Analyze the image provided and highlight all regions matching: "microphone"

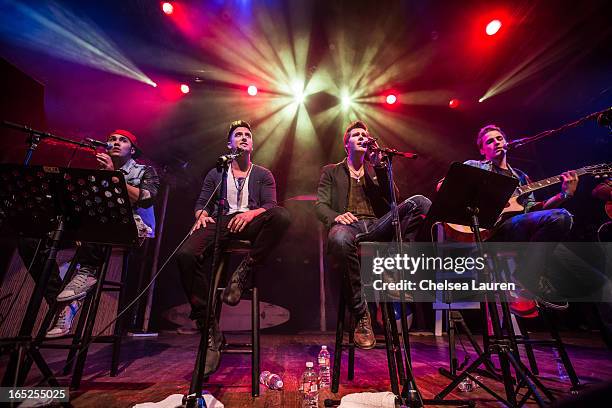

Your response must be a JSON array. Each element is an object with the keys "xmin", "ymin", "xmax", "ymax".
[
  {"xmin": 85, "ymin": 138, "xmax": 113, "ymax": 150},
  {"xmin": 217, "ymin": 147, "xmax": 244, "ymax": 167}
]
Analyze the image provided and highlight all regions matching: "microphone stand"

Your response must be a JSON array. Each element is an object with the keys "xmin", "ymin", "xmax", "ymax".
[
  {"xmin": 2, "ymin": 121, "xmax": 96, "ymax": 166},
  {"xmin": 507, "ymin": 107, "xmax": 611, "ymax": 150},
  {"xmin": 184, "ymin": 150, "xmax": 242, "ymax": 408},
  {"xmin": 366, "ymin": 145, "xmax": 469, "ymax": 407}
]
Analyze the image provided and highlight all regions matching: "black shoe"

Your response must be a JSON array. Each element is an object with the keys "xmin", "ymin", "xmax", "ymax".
[
  {"xmin": 196, "ymin": 319, "xmax": 224, "ymax": 377},
  {"xmin": 518, "ymin": 275, "xmax": 569, "ymax": 311},
  {"xmin": 222, "ymin": 257, "xmax": 253, "ymax": 306}
]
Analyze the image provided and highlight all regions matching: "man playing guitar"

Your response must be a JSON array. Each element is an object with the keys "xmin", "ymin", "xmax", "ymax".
[{"xmin": 446, "ymin": 124, "xmax": 579, "ymax": 309}]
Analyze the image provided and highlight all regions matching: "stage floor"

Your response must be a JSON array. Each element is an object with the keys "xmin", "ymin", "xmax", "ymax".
[{"xmin": 1, "ymin": 331, "xmax": 611, "ymax": 407}]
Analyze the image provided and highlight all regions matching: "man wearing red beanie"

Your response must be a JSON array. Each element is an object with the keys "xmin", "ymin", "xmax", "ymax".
[{"xmin": 17, "ymin": 129, "xmax": 160, "ymax": 338}]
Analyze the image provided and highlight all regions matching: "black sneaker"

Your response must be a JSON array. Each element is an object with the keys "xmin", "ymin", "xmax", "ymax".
[{"xmin": 533, "ymin": 276, "xmax": 569, "ymax": 311}]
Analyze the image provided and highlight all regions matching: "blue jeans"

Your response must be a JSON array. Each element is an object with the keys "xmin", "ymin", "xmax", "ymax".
[
  {"xmin": 327, "ymin": 195, "xmax": 431, "ymax": 316},
  {"xmin": 490, "ymin": 208, "xmax": 574, "ymax": 293}
]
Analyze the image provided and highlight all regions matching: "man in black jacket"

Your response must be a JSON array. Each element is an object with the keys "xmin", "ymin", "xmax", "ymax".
[
  {"xmin": 177, "ymin": 120, "xmax": 290, "ymax": 376},
  {"xmin": 315, "ymin": 120, "xmax": 431, "ymax": 349}
]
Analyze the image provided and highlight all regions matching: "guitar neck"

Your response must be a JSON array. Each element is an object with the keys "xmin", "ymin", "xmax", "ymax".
[{"xmin": 513, "ymin": 167, "xmax": 587, "ymax": 197}]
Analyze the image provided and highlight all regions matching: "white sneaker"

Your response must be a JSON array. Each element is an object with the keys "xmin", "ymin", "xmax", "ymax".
[
  {"xmin": 57, "ymin": 267, "xmax": 97, "ymax": 302},
  {"xmin": 46, "ymin": 300, "xmax": 80, "ymax": 338}
]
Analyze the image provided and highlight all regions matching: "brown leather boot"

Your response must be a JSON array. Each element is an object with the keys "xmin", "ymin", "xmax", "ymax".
[{"xmin": 353, "ymin": 309, "xmax": 376, "ymax": 350}]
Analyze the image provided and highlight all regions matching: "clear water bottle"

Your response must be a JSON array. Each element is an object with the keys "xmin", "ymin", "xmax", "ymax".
[
  {"xmin": 301, "ymin": 362, "xmax": 319, "ymax": 407},
  {"xmin": 552, "ymin": 347, "xmax": 569, "ymax": 381},
  {"xmin": 259, "ymin": 370, "xmax": 283, "ymax": 390},
  {"xmin": 457, "ymin": 377, "xmax": 475, "ymax": 392},
  {"xmin": 317, "ymin": 346, "xmax": 331, "ymax": 389}
]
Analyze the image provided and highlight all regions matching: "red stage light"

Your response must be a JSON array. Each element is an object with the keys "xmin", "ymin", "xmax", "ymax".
[
  {"xmin": 486, "ymin": 19, "xmax": 502, "ymax": 36},
  {"xmin": 180, "ymin": 84, "xmax": 190, "ymax": 94},
  {"xmin": 162, "ymin": 2, "xmax": 174, "ymax": 15},
  {"xmin": 247, "ymin": 85, "xmax": 258, "ymax": 96},
  {"xmin": 385, "ymin": 94, "xmax": 397, "ymax": 105},
  {"xmin": 449, "ymin": 98, "xmax": 460, "ymax": 109}
]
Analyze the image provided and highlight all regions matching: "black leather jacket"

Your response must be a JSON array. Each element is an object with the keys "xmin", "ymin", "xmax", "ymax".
[{"xmin": 314, "ymin": 158, "xmax": 392, "ymax": 227}]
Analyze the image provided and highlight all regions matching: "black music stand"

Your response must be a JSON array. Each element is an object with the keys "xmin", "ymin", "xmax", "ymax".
[
  {"xmin": 0, "ymin": 164, "xmax": 138, "ymax": 391},
  {"xmin": 428, "ymin": 162, "xmax": 555, "ymax": 407},
  {"xmin": 363, "ymin": 152, "xmax": 470, "ymax": 408}
]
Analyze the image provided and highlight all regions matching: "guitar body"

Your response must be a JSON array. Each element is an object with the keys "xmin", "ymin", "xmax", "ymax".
[
  {"xmin": 444, "ymin": 196, "xmax": 524, "ymax": 242},
  {"xmin": 443, "ymin": 223, "xmax": 493, "ymax": 242}
]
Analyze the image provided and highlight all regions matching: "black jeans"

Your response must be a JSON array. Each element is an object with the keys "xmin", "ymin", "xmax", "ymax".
[
  {"xmin": 17, "ymin": 238, "xmax": 106, "ymax": 305},
  {"xmin": 326, "ymin": 195, "xmax": 431, "ymax": 317},
  {"xmin": 176, "ymin": 206, "xmax": 291, "ymax": 322}
]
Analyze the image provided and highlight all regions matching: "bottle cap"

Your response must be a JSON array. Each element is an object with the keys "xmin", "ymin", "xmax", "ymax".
[
  {"xmin": 321, "ymin": 345, "xmax": 327, "ymax": 349},
  {"xmin": 306, "ymin": 362, "xmax": 314, "ymax": 368}
]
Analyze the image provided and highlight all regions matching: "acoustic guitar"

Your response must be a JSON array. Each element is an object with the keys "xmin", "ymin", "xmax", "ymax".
[{"xmin": 445, "ymin": 162, "xmax": 611, "ymax": 241}]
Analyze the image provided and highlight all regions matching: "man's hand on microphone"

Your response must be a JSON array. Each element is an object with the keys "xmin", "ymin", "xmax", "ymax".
[
  {"xmin": 96, "ymin": 153, "xmax": 114, "ymax": 171},
  {"xmin": 365, "ymin": 139, "xmax": 383, "ymax": 166}
]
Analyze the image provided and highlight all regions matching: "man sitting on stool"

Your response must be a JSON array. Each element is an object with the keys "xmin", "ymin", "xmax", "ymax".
[
  {"xmin": 315, "ymin": 120, "xmax": 431, "ymax": 350},
  {"xmin": 17, "ymin": 129, "xmax": 159, "ymax": 337},
  {"xmin": 176, "ymin": 120, "xmax": 290, "ymax": 377}
]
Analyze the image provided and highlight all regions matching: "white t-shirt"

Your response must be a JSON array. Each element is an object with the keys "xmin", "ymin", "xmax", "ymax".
[{"xmin": 227, "ymin": 165, "xmax": 252, "ymax": 214}]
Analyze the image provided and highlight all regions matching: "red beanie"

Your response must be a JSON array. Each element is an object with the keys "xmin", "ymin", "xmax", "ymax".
[{"xmin": 108, "ymin": 129, "xmax": 142, "ymax": 157}]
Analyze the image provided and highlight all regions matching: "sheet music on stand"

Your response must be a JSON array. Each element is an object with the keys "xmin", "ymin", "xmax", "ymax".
[
  {"xmin": 428, "ymin": 162, "xmax": 518, "ymax": 229},
  {"xmin": 0, "ymin": 164, "xmax": 139, "ymax": 390},
  {"xmin": 0, "ymin": 164, "xmax": 139, "ymax": 245}
]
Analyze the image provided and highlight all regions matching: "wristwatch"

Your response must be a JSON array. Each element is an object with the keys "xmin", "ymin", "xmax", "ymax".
[{"xmin": 559, "ymin": 191, "xmax": 573, "ymax": 200}]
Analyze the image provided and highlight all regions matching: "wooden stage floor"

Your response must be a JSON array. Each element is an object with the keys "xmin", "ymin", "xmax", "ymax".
[{"xmin": 2, "ymin": 331, "xmax": 611, "ymax": 407}]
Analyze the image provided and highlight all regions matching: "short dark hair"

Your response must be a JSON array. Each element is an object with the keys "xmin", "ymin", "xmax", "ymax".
[
  {"xmin": 227, "ymin": 120, "xmax": 252, "ymax": 141},
  {"xmin": 343, "ymin": 120, "xmax": 368, "ymax": 147},
  {"xmin": 476, "ymin": 124, "xmax": 507, "ymax": 150}
]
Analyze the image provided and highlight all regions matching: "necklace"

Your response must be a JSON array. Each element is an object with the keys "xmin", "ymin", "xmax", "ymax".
[
  {"xmin": 347, "ymin": 163, "xmax": 364, "ymax": 183},
  {"xmin": 231, "ymin": 164, "xmax": 252, "ymax": 207}
]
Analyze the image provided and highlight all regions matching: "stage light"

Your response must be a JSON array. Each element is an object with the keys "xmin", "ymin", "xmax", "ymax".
[
  {"xmin": 449, "ymin": 98, "xmax": 460, "ymax": 109},
  {"xmin": 292, "ymin": 80, "xmax": 305, "ymax": 104},
  {"xmin": 247, "ymin": 85, "xmax": 258, "ymax": 96},
  {"xmin": 341, "ymin": 96, "xmax": 352, "ymax": 110},
  {"xmin": 486, "ymin": 19, "xmax": 502, "ymax": 36},
  {"xmin": 162, "ymin": 2, "xmax": 174, "ymax": 15},
  {"xmin": 180, "ymin": 84, "xmax": 190, "ymax": 94},
  {"xmin": 151, "ymin": 82, "xmax": 158, "ymax": 88},
  {"xmin": 340, "ymin": 90, "xmax": 353, "ymax": 111},
  {"xmin": 478, "ymin": 96, "xmax": 485, "ymax": 103},
  {"xmin": 386, "ymin": 94, "xmax": 397, "ymax": 105}
]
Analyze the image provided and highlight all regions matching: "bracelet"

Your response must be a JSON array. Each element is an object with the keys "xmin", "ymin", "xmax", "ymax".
[{"xmin": 559, "ymin": 191, "xmax": 573, "ymax": 200}]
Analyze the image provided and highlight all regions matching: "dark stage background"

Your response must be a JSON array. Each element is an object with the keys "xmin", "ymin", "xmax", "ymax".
[{"xmin": 0, "ymin": 0, "xmax": 611, "ymax": 333}]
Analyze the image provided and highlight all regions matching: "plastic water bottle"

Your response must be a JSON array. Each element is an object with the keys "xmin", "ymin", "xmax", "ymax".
[
  {"xmin": 259, "ymin": 370, "xmax": 283, "ymax": 390},
  {"xmin": 552, "ymin": 347, "xmax": 569, "ymax": 381},
  {"xmin": 317, "ymin": 346, "xmax": 331, "ymax": 389},
  {"xmin": 457, "ymin": 377, "xmax": 475, "ymax": 392},
  {"xmin": 301, "ymin": 362, "xmax": 319, "ymax": 407}
]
